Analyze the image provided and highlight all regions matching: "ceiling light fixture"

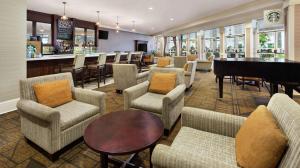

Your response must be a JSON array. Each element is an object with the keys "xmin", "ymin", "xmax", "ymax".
[
  {"xmin": 61, "ymin": 2, "xmax": 68, "ymax": 20},
  {"xmin": 170, "ymin": 18, "xmax": 174, "ymax": 21},
  {"xmin": 95, "ymin": 11, "xmax": 100, "ymax": 26},
  {"xmin": 148, "ymin": 7, "xmax": 153, "ymax": 10},
  {"xmin": 132, "ymin": 20, "xmax": 136, "ymax": 32},
  {"xmin": 116, "ymin": 16, "xmax": 120, "ymax": 33}
]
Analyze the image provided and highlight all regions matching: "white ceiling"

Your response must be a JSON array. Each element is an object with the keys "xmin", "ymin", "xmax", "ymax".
[{"xmin": 27, "ymin": 0, "xmax": 256, "ymax": 35}]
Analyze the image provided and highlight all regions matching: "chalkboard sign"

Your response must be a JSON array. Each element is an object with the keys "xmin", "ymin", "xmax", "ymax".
[{"xmin": 57, "ymin": 19, "xmax": 74, "ymax": 40}]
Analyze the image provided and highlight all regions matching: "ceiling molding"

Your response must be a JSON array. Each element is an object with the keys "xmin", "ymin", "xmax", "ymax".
[{"xmin": 153, "ymin": 0, "xmax": 283, "ymax": 36}]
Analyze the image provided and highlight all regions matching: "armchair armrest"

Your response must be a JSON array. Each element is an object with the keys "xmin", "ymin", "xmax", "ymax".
[
  {"xmin": 163, "ymin": 84, "xmax": 186, "ymax": 104},
  {"xmin": 136, "ymin": 71, "xmax": 149, "ymax": 80},
  {"xmin": 17, "ymin": 100, "xmax": 60, "ymax": 122},
  {"xmin": 152, "ymin": 144, "xmax": 237, "ymax": 168},
  {"xmin": 182, "ymin": 107, "xmax": 246, "ymax": 137},
  {"xmin": 124, "ymin": 81, "xmax": 149, "ymax": 110},
  {"xmin": 72, "ymin": 88, "xmax": 106, "ymax": 113}
]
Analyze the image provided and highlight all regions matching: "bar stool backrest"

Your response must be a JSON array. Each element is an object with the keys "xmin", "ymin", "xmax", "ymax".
[
  {"xmin": 73, "ymin": 55, "xmax": 85, "ymax": 69},
  {"xmin": 97, "ymin": 54, "xmax": 107, "ymax": 66},
  {"xmin": 115, "ymin": 53, "xmax": 121, "ymax": 64},
  {"xmin": 127, "ymin": 52, "xmax": 132, "ymax": 63},
  {"xmin": 139, "ymin": 51, "xmax": 144, "ymax": 62}
]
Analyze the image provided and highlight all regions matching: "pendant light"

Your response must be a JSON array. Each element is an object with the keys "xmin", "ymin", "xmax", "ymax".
[
  {"xmin": 61, "ymin": 2, "xmax": 68, "ymax": 20},
  {"xmin": 95, "ymin": 11, "xmax": 100, "ymax": 26},
  {"xmin": 131, "ymin": 20, "xmax": 136, "ymax": 32},
  {"xmin": 116, "ymin": 16, "xmax": 120, "ymax": 33}
]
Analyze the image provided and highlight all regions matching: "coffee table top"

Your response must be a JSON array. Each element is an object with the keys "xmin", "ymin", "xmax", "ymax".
[{"xmin": 84, "ymin": 109, "xmax": 164, "ymax": 155}]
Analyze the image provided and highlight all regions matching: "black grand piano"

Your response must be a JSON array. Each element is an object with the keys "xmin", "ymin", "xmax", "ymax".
[{"xmin": 214, "ymin": 58, "xmax": 300, "ymax": 98}]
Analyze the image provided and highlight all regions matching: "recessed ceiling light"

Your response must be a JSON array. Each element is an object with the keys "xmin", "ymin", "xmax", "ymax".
[
  {"xmin": 170, "ymin": 18, "xmax": 174, "ymax": 21},
  {"xmin": 148, "ymin": 7, "xmax": 153, "ymax": 10}
]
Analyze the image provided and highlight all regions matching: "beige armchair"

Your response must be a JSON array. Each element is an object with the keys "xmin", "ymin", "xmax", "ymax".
[
  {"xmin": 196, "ymin": 60, "xmax": 212, "ymax": 71},
  {"xmin": 185, "ymin": 61, "xmax": 197, "ymax": 89},
  {"xmin": 152, "ymin": 93, "xmax": 300, "ymax": 168},
  {"xmin": 174, "ymin": 56, "xmax": 187, "ymax": 68},
  {"xmin": 112, "ymin": 64, "xmax": 149, "ymax": 93},
  {"xmin": 124, "ymin": 67, "xmax": 186, "ymax": 135},
  {"xmin": 17, "ymin": 73, "xmax": 106, "ymax": 160}
]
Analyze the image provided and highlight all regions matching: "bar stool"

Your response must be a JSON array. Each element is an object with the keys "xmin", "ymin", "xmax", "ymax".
[
  {"xmin": 88, "ymin": 54, "xmax": 107, "ymax": 88},
  {"xmin": 60, "ymin": 55, "xmax": 86, "ymax": 88},
  {"xmin": 127, "ymin": 52, "xmax": 133, "ymax": 64}
]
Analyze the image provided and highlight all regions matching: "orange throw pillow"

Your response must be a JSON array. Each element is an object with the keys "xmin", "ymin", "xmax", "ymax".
[
  {"xmin": 33, "ymin": 80, "xmax": 73, "ymax": 107},
  {"xmin": 187, "ymin": 55, "xmax": 197, "ymax": 61},
  {"xmin": 157, "ymin": 57, "xmax": 170, "ymax": 67},
  {"xmin": 236, "ymin": 105, "xmax": 288, "ymax": 168},
  {"xmin": 149, "ymin": 73, "xmax": 177, "ymax": 94},
  {"xmin": 183, "ymin": 63, "xmax": 189, "ymax": 71}
]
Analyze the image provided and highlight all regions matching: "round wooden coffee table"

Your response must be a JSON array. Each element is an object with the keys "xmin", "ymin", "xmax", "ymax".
[{"xmin": 84, "ymin": 109, "xmax": 164, "ymax": 168}]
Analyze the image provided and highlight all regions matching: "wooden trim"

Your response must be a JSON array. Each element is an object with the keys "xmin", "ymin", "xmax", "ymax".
[{"xmin": 27, "ymin": 10, "xmax": 52, "ymax": 23}]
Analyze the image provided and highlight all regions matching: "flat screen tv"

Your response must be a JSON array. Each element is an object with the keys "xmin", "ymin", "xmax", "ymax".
[{"xmin": 98, "ymin": 30, "xmax": 109, "ymax": 39}]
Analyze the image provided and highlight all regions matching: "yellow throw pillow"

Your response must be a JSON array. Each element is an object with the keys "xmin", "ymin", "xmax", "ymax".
[
  {"xmin": 33, "ymin": 80, "xmax": 73, "ymax": 107},
  {"xmin": 157, "ymin": 57, "xmax": 171, "ymax": 67},
  {"xmin": 236, "ymin": 105, "xmax": 288, "ymax": 168},
  {"xmin": 187, "ymin": 55, "xmax": 197, "ymax": 61},
  {"xmin": 149, "ymin": 73, "xmax": 177, "ymax": 95},
  {"xmin": 183, "ymin": 63, "xmax": 189, "ymax": 71}
]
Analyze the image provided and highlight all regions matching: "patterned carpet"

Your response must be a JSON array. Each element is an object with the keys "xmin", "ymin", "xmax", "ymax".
[{"xmin": 1, "ymin": 71, "xmax": 299, "ymax": 168}]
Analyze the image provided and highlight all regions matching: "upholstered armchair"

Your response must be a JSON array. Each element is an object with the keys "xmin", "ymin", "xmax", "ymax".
[
  {"xmin": 184, "ymin": 61, "xmax": 197, "ymax": 89},
  {"xmin": 112, "ymin": 64, "xmax": 149, "ymax": 93},
  {"xmin": 174, "ymin": 56, "xmax": 187, "ymax": 68},
  {"xmin": 124, "ymin": 67, "xmax": 186, "ymax": 135},
  {"xmin": 152, "ymin": 93, "xmax": 300, "ymax": 168},
  {"xmin": 17, "ymin": 73, "xmax": 106, "ymax": 160}
]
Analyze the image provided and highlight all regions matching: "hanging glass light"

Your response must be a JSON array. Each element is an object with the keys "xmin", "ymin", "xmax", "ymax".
[
  {"xmin": 96, "ymin": 11, "xmax": 100, "ymax": 26},
  {"xmin": 132, "ymin": 20, "xmax": 136, "ymax": 32},
  {"xmin": 61, "ymin": 2, "xmax": 68, "ymax": 20},
  {"xmin": 116, "ymin": 16, "xmax": 120, "ymax": 33}
]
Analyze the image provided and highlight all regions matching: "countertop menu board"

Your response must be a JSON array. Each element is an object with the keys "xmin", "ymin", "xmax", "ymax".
[{"xmin": 57, "ymin": 19, "xmax": 74, "ymax": 40}]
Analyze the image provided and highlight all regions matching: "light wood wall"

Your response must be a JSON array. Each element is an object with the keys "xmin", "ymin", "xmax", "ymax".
[{"xmin": 295, "ymin": 5, "xmax": 300, "ymax": 60}]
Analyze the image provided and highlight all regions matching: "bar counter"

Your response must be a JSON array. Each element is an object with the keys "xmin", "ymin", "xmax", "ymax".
[{"xmin": 26, "ymin": 52, "xmax": 130, "ymax": 77}]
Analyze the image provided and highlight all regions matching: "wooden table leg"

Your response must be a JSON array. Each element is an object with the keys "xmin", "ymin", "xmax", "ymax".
[
  {"xmin": 100, "ymin": 153, "xmax": 108, "ymax": 168},
  {"xmin": 150, "ymin": 144, "xmax": 155, "ymax": 168},
  {"xmin": 218, "ymin": 76, "xmax": 224, "ymax": 98}
]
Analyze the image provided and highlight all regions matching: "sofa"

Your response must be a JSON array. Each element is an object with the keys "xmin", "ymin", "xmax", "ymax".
[
  {"xmin": 112, "ymin": 64, "xmax": 149, "ymax": 93},
  {"xmin": 152, "ymin": 93, "xmax": 300, "ymax": 168},
  {"xmin": 17, "ymin": 73, "xmax": 106, "ymax": 160},
  {"xmin": 124, "ymin": 67, "xmax": 186, "ymax": 135}
]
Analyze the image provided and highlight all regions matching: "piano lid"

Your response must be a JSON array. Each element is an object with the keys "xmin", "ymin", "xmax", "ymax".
[{"xmin": 214, "ymin": 58, "xmax": 300, "ymax": 64}]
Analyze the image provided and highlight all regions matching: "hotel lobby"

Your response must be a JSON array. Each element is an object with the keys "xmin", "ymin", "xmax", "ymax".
[{"xmin": 1, "ymin": 0, "xmax": 300, "ymax": 167}]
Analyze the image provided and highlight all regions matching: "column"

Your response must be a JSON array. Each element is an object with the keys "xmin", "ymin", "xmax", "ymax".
[
  {"xmin": 197, "ymin": 31, "xmax": 203, "ymax": 59},
  {"xmin": 219, "ymin": 27, "xmax": 225, "ymax": 58},
  {"xmin": 245, "ymin": 22, "xmax": 255, "ymax": 57},
  {"xmin": 285, "ymin": 0, "xmax": 300, "ymax": 61}
]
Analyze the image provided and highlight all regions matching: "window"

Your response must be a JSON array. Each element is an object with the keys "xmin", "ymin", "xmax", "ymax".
[
  {"xmin": 189, "ymin": 32, "xmax": 197, "ymax": 54},
  {"xmin": 36, "ymin": 22, "xmax": 52, "ymax": 45},
  {"xmin": 86, "ymin": 29, "xmax": 95, "ymax": 46},
  {"xmin": 256, "ymin": 19, "xmax": 285, "ymax": 58},
  {"xmin": 27, "ymin": 21, "xmax": 33, "ymax": 40},
  {"xmin": 203, "ymin": 29, "xmax": 220, "ymax": 58},
  {"xmin": 75, "ymin": 28, "xmax": 85, "ymax": 46},
  {"xmin": 167, "ymin": 37, "xmax": 176, "ymax": 56},
  {"xmin": 225, "ymin": 24, "xmax": 245, "ymax": 58}
]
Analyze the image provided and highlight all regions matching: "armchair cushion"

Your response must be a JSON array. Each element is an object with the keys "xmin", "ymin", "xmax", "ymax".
[
  {"xmin": 149, "ymin": 73, "xmax": 177, "ymax": 95},
  {"xmin": 183, "ymin": 63, "xmax": 189, "ymax": 71},
  {"xmin": 157, "ymin": 57, "xmax": 171, "ymax": 67},
  {"xmin": 33, "ymin": 80, "xmax": 73, "ymax": 107},
  {"xmin": 55, "ymin": 100, "xmax": 99, "ymax": 130},
  {"xmin": 236, "ymin": 105, "xmax": 288, "ymax": 168},
  {"xmin": 171, "ymin": 127, "xmax": 237, "ymax": 166},
  {"xmin": 131, "ymin": 92, "xmax": 164, "ymax": 114}
]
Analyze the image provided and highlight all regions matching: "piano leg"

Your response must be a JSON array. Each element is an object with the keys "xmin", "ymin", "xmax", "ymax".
[
  {"xmin": 284, "ymin": 85, "xmax": 293, "ymax": 98},
  {"xmin": 218, "ymin": 76, "xmax": 224, "ymax": 98},
  {"xmin": 270, "ymin": 83, "xmax": 278, "ymax": 96}
]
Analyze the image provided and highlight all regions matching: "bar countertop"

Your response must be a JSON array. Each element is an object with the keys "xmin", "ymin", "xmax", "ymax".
[{"xmin": 26, "ymin": 52, "xmax": 133, "ymax": 61}]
